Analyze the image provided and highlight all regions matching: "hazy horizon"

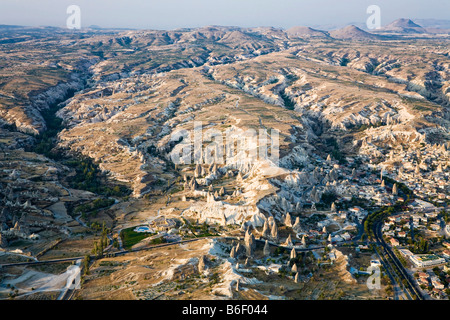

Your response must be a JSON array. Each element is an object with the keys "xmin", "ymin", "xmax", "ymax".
[{"xmin": 0, "ymin": 0, "xmax": 449, "ymax": 31}]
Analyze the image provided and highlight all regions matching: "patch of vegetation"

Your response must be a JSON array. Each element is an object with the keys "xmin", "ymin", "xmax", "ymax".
[
  {"xmin": 325, "ymin": 137, "xmax": 346, "ymax": 164},
  {"xmin": 182, "ymin": 219, "xmax": 219, "ymax": 237},
  {"xmin": 345, "ymin": 196, "xmax": 369, "ymax": 210},
  {"xmin": 383, "ymin": 176, "xmax": 413, "ymax": 199},
  {"xmin": 393, "ymin": 247, "xmax": 408, "ymax": 267},
  {"xmin": 120, "ymin": 227, "xmax": 156, "ymax": 250},
  {"xmin": 74, "ymin": 198, "xmax": 116, "ymax": 218},
  {"xmin": 65, "ymin": 158, "xmax": 131, "ymax": 197},
  {"xmin": 408, "ymin": 237, "xmax": 430, "ymax": 254},
  {"xmin": 340, "ymin": 58, "xmax": 350, "ymax": 66},
  {"xmin": 279, "ymin": 89, "xmax": 296, "ymax": 110},
  {"xmin": 208, "ymin": 272, "xmax": 220, "ymax": 287},
  {"xmin": 149, "ymin": 237, "xmax": 166, "ymax": 245},
  {"xmin": 274, "ymin": 247, "xmax": 287, "ymax": 256},
  {"xmin": 364, "ymin": 202, "xmax": 407, "ymax": 239},
  {"xmin": 350, "ymin": 121, "xmax": 383, "ymax": 132},
  {"xmin": 321, "ymin": 192, "xmax": 337, "ymax": 206},
  {"xmin": 99, "ymin": 261, "xmax": 122, "ymax": 267},
  {"xmin": 91, "ymin": 223, "xmax": 111, "ymax": 257},
  {"xmin": 30, "ymin": 91, "xmax": 75, "ymax": 160}
]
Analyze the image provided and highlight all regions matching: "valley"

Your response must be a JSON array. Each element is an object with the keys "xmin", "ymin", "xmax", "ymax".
[{"xmin": 0, "ymin": 21, "xmax": 449, "ymax": 300}]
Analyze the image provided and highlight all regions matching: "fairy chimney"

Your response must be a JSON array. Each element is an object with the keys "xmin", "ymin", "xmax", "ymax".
[
  {"xmin": 285, "ymin": 212, "xmax": 292, "ymax": 227},
  {"xmin": 292, "ymin": 217, "xmax": 301, "ymax": 232},
  {"xmin": 392, "ymin": 183, "xmax": 398, "ymax": 196},
  {"xmin": 230, "ymin": 246, "xmax": 236, "ymax": 259},
  {"xmin": 263, "ymin": 240, "xmax": 270, "ymax": 256},
  {"xmin": 262, "ymin": 220, "xmax": 270, "ymax": 238},
  {"xmin": 285, "ymin": 234, "xmax": 293, "ymax": 247},
  {"xmin": 290, "ymin": 247, "xmax": 297, "ymax": 259},
  {"xmin": 244, "ymin": 229, "xmax": 256, "ymax": 257},
  {"xmin": 271, "ymin": 221, "xmax": 279, "ymax": 241},
  {"xmin": 194, "ymin": 164, "xmax": 201, "ymax": 178}
]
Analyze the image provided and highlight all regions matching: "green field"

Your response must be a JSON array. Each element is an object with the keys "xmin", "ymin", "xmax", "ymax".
[{"xmin": 120, "ymin": 227, "xmax": 156, "ymax": 250}]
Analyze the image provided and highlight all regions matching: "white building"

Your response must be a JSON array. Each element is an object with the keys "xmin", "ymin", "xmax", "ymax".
[{"xmin": 409, "ymin": 254, "xmax": 446, "ymax": 268}]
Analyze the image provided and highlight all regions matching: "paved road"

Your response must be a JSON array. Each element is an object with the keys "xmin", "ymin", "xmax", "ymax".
[
  {"xmin": 0, "ymin": 256, "xmax": 83, "ymax": 268},
  {"xmin": 0, "ymin": 238, "xmax": 206, "ymax": 268},
  {"xmin": 373, "ymin": 220, "xmax": 424, "ymax": 300},
  {"xmin": 372, "ymin": 235, "xmax": 406, "ymax": 300},
  {"xmin": 0, "ymin": 233, "xmax": 333, "ymax": 269}
]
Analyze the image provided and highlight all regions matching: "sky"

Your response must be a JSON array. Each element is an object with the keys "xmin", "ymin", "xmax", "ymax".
[{"xmin": 0, "ymin": 0, "xmax": 449, "ymax": 30}]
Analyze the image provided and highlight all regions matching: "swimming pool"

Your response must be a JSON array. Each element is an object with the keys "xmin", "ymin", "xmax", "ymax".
[{"xmin": 134, "ymin": 226, "xmax": 152, "ymax": 233}]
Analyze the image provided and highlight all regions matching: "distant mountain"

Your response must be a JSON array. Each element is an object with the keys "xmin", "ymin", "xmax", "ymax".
[
  {"xmin": 412, "ymin": 19, "xmax": 450, "ymax": 35},
  {"xmin": 0, "ymin": 24, "xmax": 23, "ymax": 29},
  {"xmin": 285, "ymin": 26, "xmax": 330, "ymax": 39},
  {"xmin": 329, "ymin": 25, "xmax": 380, "ymax": 40},
  {"xmin": 309, "ymin": 22, "xmax": 367, "ymax": 32},
  {"xmin": 247, "ymin": 26, "xmax": 286, "ymax": 38},
  {"xmin": 413, "ymin": 19, "xmax": 450, "ymax": 29},
  {"xmin": 380, "ymin": 18, "xmax": 426, "ymax": 34}
]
